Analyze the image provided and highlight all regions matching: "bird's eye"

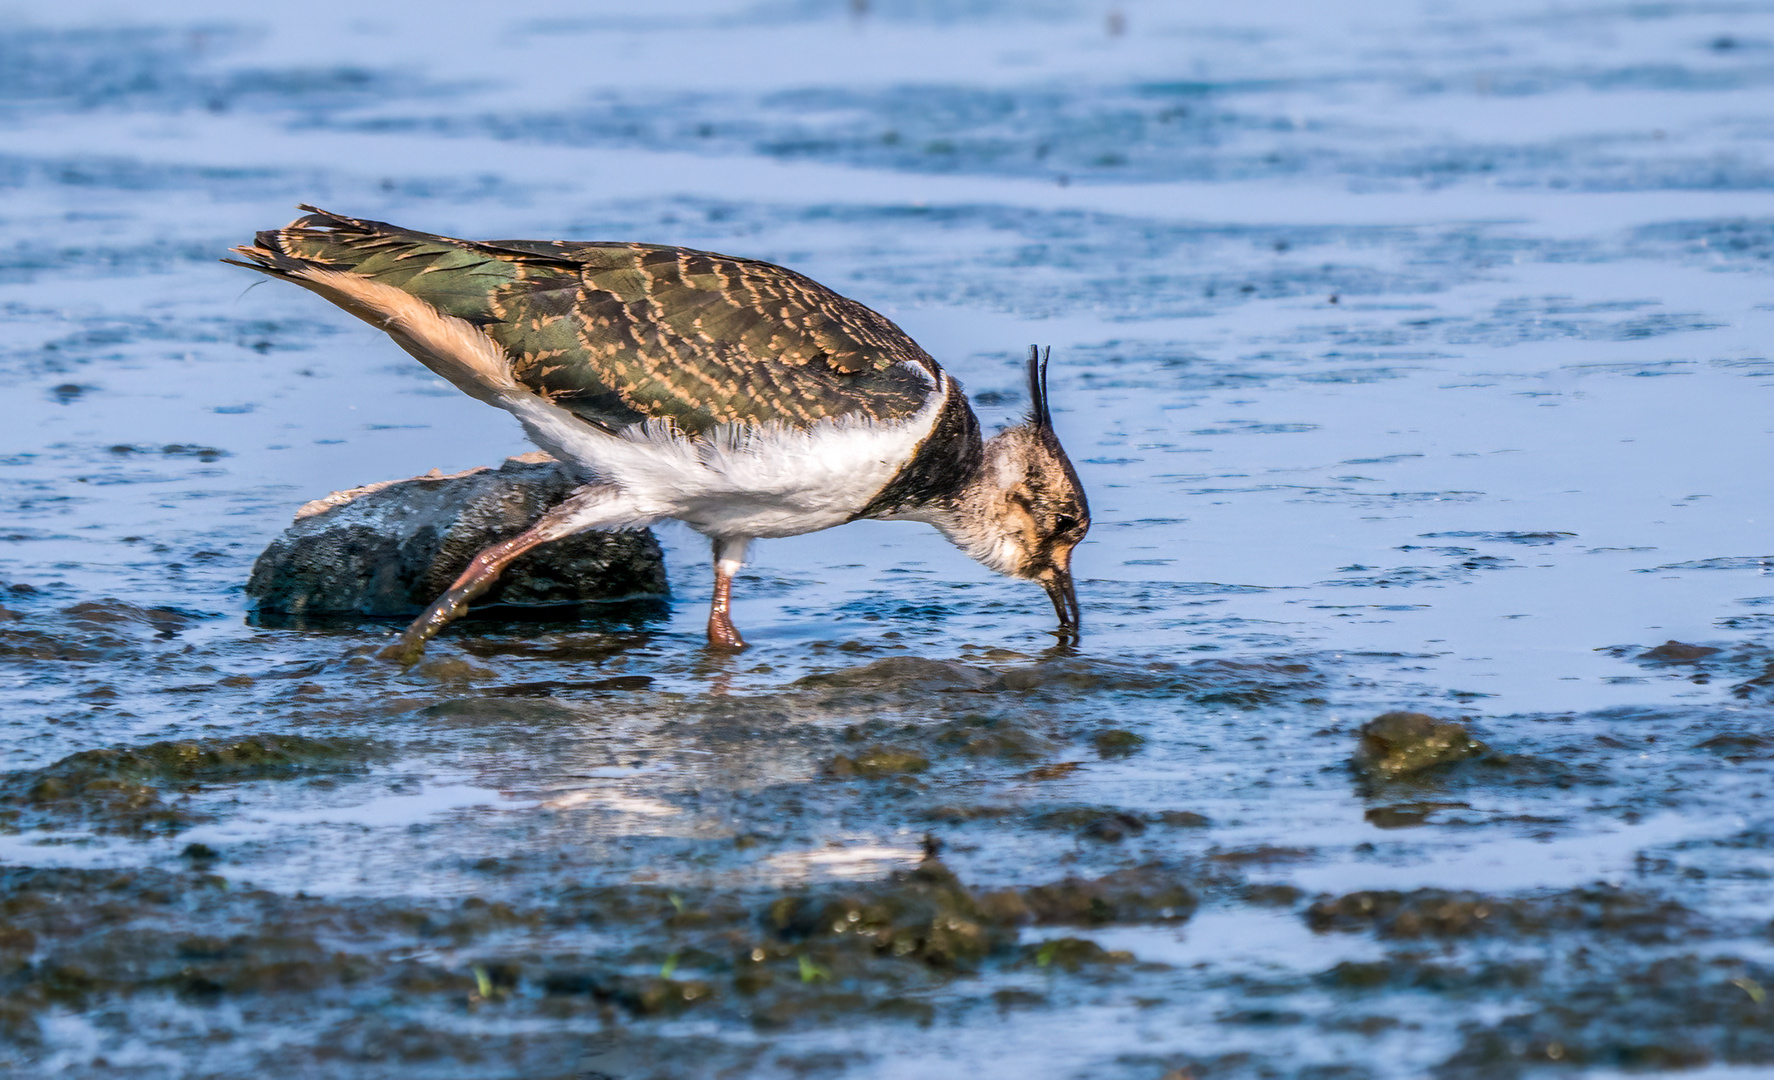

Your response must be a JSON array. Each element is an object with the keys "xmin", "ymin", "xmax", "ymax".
[{"xmin": 1054, "ymin": 515, "xmax": 1079, "ymax": 534}]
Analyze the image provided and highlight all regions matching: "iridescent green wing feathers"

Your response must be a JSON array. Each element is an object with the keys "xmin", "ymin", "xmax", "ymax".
[{"xmin": 227, "ymin": 208, "xmax": 936, "ymax": 435}]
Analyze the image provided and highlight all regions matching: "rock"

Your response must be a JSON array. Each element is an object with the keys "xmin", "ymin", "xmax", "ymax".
[
  {"xmin": 1080, "ymin": 813, "xmax": 1147, "ymax": 843},
  {"xmin": 2, "ymin": 733, "xmax": 376, "ymax": 835},
  {"xmin": 827, "ymin": 746, "xmax": 931, "ymax": 778},
  {"xmin": 1022, "ymin": 937, "xmax": 1134, "ymax": 971},
  {"xmin": 1352, "ymin": 711, "xmax": 1489, "ymax": 781},
  {"xmin": 763, "ymin": 857, "xmax": 1009, "ymax": 969},
  {"xmin": 246, "ymin": 454, "xmax": 668, "ymax": 617},
  {"xmin": 999, "ymin": 865, "xmax": 1199, "ymax": 926},
  {"xmin": 1092, "ymin": 729, "xmax": 1145, "ymax": 758},
  {"xmin": 1638, "ymin": 640, "xmax": 1720, "ymax": 663}
]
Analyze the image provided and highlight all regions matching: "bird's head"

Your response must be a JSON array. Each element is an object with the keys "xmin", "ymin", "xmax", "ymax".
[{"xmin": 961, "ymin": 346, "xmax": 1090, "ymax": 639}]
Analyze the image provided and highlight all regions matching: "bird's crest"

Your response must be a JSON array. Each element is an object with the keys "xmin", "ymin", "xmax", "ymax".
[
  {"xmin": 989, "ymin": 343, "xmax": 1087, "ymax": 638},
  {"xmin": 1027, "ymin": 344, "xmax": 1054, "ymax": 432}
]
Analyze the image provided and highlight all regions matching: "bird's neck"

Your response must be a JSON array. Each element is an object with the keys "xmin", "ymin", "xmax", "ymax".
[
  {"xmin": 916, "ymin": 433, "xmax": 1027, "ymax": 575},
  {"xmin": 854, "ymin": 381, "xmax": 983, "ymax": 519}
]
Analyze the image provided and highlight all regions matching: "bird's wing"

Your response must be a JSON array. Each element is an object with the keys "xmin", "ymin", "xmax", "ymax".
[{"xmin": 226, "ymin": 207, "xmax": 937, "ymax": 435}]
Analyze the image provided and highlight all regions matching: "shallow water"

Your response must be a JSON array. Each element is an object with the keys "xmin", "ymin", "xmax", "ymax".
[{"xmin": 3, "ymin": 1, "xmax": 1774, "ymax": 1077}]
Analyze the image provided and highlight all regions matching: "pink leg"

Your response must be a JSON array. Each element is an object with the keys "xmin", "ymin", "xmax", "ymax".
[
  {"xmin": 706, "ymin": 537, "xmax": 750, "ymax": 651},
  {"xmin": 380, "ymin": 484, "xmax": 626, "ymax": 666}
]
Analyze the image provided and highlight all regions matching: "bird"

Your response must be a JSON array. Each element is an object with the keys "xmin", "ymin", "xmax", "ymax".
[{"xmin": 226, "ymin": 207, "xmax": 1089, "ymax": 659}]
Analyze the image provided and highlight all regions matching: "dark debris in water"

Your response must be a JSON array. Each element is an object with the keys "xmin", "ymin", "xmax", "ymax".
[{"xmin": 1417, "ymin": 530, "xmax": 1576, "ymax": 546}]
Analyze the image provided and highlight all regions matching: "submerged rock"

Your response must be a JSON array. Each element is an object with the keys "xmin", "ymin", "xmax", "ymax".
[
  {"xmin": 1092, "ymin": 729, "xmax": 1146, "ymax": 758},
  {"xmin": 765, "ymin": 857, "xmax": 1008, "ymax": 970},
  {"xmin": 1022, "ymin": 937, "xmax": 1135, "ymax": 971},
  {"xmin": 1306, "ymin": 885, "xmax": 1694, "ymax": 942},
  {"xmin": 245, "ymin": 454, "xmax": 668, "ymax": 618},
  {"xmin": 827, "ymin": 745, "xmax": 931, "ymax": 777},
  {"xmin": 1639, "ymin": 640, "xmax": 1722, "ymax": 663},
  {"xmin": 796, "ymin": 656, "xmax": 998, "ymax": 691},
  {"xmin": 990, "ymin": 864, "xmax": 1200, "ymax": 926},
  {"xmin": 1352, "ymin": 711, "xmax": 1489, "ymax": 781},
  {"xmin": 1, "ymin": 734, "xmax": 376, "ymax": 835}
]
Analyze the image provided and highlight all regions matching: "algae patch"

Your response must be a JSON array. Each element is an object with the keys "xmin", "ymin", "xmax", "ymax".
[
  {"xmin": 1351, "ymin": 711, "xmax": 1490, "ymax": 782},
  {"xmin": 0, "ymin": 733, "xmax": 379, "ymax": 834}
]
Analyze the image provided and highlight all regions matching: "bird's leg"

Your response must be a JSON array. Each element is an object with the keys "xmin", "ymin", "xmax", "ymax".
[
  {"xmin": 380, "ymin": 484, "xmax": 627, "ymax": 667},
  {"xmin": 707, "ymin": 537, "xmax": 750, "ymax": 651}
]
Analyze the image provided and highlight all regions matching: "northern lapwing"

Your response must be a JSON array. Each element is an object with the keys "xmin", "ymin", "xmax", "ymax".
[{"xmin": 227, "ymin": 207, "xmax": 1089, "ymax": 657}]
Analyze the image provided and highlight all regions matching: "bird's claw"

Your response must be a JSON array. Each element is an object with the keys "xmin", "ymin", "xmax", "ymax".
[
  {"xmin": 706, "ymin": 613, "xmax": 748, "ymax": 652},
  {"xmin": 377, "ymin": 635, "xmax": 426, "ymax": 669}
]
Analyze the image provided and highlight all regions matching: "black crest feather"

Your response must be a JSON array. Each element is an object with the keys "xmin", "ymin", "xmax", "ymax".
[{"xmin": 1026, "ymin": 344, "xmax": 1053, "ymax": 431}]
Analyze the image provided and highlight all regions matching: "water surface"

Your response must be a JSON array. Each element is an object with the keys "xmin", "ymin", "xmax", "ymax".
[{"xmin": 3, "ymin": 1, "xmax": 1774, "ymax": 1076}]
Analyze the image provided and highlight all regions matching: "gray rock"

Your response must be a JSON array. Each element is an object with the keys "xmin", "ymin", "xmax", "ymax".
[{"xmin": 246, "ymin": 453, "xmax": 668, "ymax": 618}]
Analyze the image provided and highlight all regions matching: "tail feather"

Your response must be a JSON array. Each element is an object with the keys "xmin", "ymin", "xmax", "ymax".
[
  {"xmin": 224, "ymin": 206, "xmax": 393, "ymax": 285},
  {"xmin": 224, "ymin": 207, "xmax": 521, "ymax": 403}
]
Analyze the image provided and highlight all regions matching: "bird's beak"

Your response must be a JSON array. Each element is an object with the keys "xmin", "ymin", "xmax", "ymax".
[{"xmin": 1044, "ymin": 569, "xmax": 1081, "ymax": 640}]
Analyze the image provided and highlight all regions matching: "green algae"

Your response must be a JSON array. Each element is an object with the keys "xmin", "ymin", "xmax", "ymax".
[
  {"xmin": 1026, "ymin": 936, "xmax": 1135, "ymax": 972},
  {"xmin": 827, "ymin": 745, "xmax": 931, "ymax": 777},
  {"xmin": 1091, "ymin": 728, "xmax": 1145, "ymax": 757},
  {"xmin": 1351, "ymin": 711, "xmax": 1491, "ymax": 782},
  {"xmin": 0, "ymin": 733, "xmax": 379, "ymax": 834},
  {"xmin": 0, "ymin": 856, "xmax": 1209, "ymax": 1058},
  {"xmin": 42, "ymin": 733, "xmax": 373, "ymax": 783}
]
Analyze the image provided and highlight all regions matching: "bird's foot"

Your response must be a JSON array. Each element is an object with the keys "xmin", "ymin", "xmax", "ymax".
[
  {"xmin": 377, "ymin": 633, "xmax": 428, "ymax": 669},
  {"xmin": 706, "ymin": 612, "xmax": 748, "ymax": 652},
  {"xmin": 379, "ymin": 596, "xmax": 469, "ymax": 668}
]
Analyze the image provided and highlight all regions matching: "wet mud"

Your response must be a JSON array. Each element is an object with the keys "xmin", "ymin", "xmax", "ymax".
[{"xmin": 5, "ymin": 0, "xmax": 1774, "ymax": 1077}]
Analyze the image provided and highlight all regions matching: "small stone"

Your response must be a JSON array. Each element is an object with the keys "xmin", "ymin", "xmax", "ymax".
[
  {"xmin": 1352, "ymin": 711, "xmax": 1488, "ymax": 781},
  {"xmin": 1081, "ymin": 813, "xmax": 1147, "ymax": 842},
  {"xmin": 1024, "ymin": 936, "xmax": 1133, "ymax": 971},
  {"xmin": 828, "ymin": 746, "xmax": 930, "ymax": 777},
  {"xmin": 1639, "ymin": 640, "xmax": 1720, "ymax": 663},
  {"xmin": 1092, "ymin": 729, "xmax": 1145, "ymax": 758},
  {"xmin": 1155, "ymin": 810, "xmax": 1210, "ymax": 828}
]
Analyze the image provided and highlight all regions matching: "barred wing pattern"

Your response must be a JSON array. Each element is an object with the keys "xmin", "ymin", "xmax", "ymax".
[{"xmin": 235, "ymin": 208, "xmax": 937, "ymax": 436}]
